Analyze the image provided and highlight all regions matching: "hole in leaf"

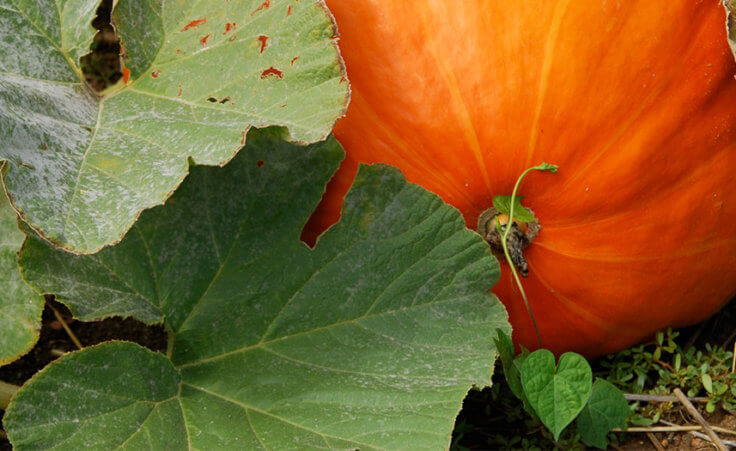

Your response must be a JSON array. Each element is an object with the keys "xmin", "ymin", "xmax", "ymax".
[
  {"xmin": 80, "ymin": 0, "xmax": 122, "ymax": 92},
  {"xmin": 207, "ymin": 97, "xmax": 218, "ymax": 103}
]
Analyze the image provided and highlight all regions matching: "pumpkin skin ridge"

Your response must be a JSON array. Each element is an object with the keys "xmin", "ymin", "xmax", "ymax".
[
  {"xmin": 415, "ymin": 6, "xmax": 494, "ymax": 192},
  {"xmin": 312, "ymin": 0, "xmax": 736, "ymax": 356},
  {"xmin": 521, "ymin": 0, "xmax": 572, "ymax": 169},
  {"xmin": 541, "ymin": 7, "xmax": 721, "ymax": 199},
  {"xmin": 537, "ymin": 141, "xmax": 733, "ymax": 229},
  {"xmin": 349, "ymin": 90, "xmax": 480, "ymax": 210}
]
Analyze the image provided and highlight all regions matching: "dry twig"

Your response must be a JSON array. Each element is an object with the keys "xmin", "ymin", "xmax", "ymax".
[
  {"xmin": 646, "ymin": 431, "xmax": 665, "ymax": 451},
  {"xmin": 45, "ymin": 298, "xmax": 82, "ymax": 350},
  {"xmin": 625, "ymin": 393, "xmax": 709, "ymax": 403},
  {"xmin": 673, "ymin": 388, "xmax": 728, "ymax": 450}
]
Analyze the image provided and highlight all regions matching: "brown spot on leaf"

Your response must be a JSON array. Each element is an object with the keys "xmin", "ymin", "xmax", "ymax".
[
  {"xmin": 290, "ymin": 56, "xmax": 299, "ymax": 66},
  {"xmin": 257, "ymin": 160, "xmax": 265, "ymax": 168},
  {"xmin": 224, "ymin": 22, "xmax": 237, "ymax": 34},
  {"xmin": 151, "ymin": 70, "xmax": 160, "ymax": 78},
  {"xmin": 181, "ymin": 18, "xmax": 206, "ymax": 32},
  {"xmin": 257, "ymin": 35, "xmax": 268, "ymax": 53},
  {"xmin": 251, "ymin": 0, "xmax": 271, "ymax": 16},
  {"xmin": 260, "ymin": 67, "xmax": 283, "ymax": 78}
]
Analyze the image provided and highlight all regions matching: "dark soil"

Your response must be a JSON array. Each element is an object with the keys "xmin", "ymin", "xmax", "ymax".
[
  {"xmin": 80, "ymin": 0, "xmax": 121, "ymax": 92},
  {"xmin": 0, "ymin": 298, "xmax": 166, "ymax": 450}
]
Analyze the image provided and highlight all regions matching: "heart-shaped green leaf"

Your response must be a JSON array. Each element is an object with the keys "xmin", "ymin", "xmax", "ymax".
[
  {"xmin": 577, "ymin": 379, "xmax": 631, "ymax": 449},
  {"xmin": 9, "ymin": 128, "xmax": 510, "ymax": 449},
  {"xmin": 520, "ymin": 350, "xmax": 592, "ymax": 440},
  {"xmin": 0, "ymin": 190, "xmax": 42, "ymax": 365},
  {"xmin": 0, "ymin": 0, "xmax": 348, "ymax": 253}
]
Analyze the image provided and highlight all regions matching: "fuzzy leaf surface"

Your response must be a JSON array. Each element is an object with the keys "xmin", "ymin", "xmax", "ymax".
[
  {"xmin": 12, "ymin": 128, "xmax": 510, "ymax": 449},
  {"xmin": 520, "ymin": 350, "xmax": 592, "ymax": 440},
  {"xmin": 0, "ymin": 0, "xmax": 348, "ymax": 253},
  {"xmin": 0, "ymin": 190, "xmax": 42, "ymax": 365}
]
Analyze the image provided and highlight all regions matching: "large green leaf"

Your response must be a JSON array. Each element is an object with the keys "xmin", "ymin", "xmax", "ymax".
[
  {"xmin": 10, "ymin": 128, "xmax": 510, "ymax": 449},
  {"xmin": 0, "ymin": 0, "xmax": 348, "ymax": 253},
  {"xmin": 0, "ymin": 189, "xmax": 42, "ymax": 365}
]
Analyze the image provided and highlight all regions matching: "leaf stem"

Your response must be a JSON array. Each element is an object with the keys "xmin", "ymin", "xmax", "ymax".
[
  {"xmin": 0, "ymin": 380, "xmax": 20, "ymax": 410},
  {"xmin": 498, "ymin": 163, "xmax": 557, "ymax": 349},
  {"xmin": 166, "ymin": 330, "xmax": 176, "ymax": 359}
]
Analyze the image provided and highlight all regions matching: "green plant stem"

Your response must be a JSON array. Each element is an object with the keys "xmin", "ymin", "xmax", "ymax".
[
  {"xmin": 167, "ymin": 330, "xmax": 175, "ymax": 359},
  {"xmin": 499, "ymin": 164, "xmax": 555, "ymax": 348},
  {"xmin": 0, "ymin": 380, "xmax": 20, "ymax": 410}
]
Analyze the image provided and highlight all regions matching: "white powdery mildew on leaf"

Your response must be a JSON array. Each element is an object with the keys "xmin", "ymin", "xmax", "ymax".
[
  {"xmin": 14, "ymin": 129, "xmax": 510, "ymax": 449},
  {"xmin": 0, "ymin": 0, "xmax": 349, "ymax": 253}
]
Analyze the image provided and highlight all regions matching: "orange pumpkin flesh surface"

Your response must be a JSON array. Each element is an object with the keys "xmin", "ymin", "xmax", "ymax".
[{"xmin": 306, "ymin": 1, "xmax": 736, "ymax": 356}]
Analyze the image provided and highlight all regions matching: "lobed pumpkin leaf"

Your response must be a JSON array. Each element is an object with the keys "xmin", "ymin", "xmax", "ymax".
[
  {"xmin": 0, "ymin": 188, "xmax": 43, "ymax": 365},
  {"xmin": 577, "ymin": 379, "xmax": 631, "ymax": 449},
  {"xmin": 9, "ymin": 128, "xmax": 510, "ymax": 449},
  {"xmin": 0, "ymin": 0, "xmax": 349, "ymax": 253},
  {"xmin": 520, "ymin": 350, "xmax": 592, "ymax": 440}
]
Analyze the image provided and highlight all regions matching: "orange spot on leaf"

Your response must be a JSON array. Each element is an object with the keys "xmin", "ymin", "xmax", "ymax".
[
  {"xmin": 287, "ymin": 5, "xmax": 292, "ymax": 16},
  {"xmin": 290, "ymin": 56, "xmax": 299, "ymax": 66},
  {"xmin": 122, "ymin": 66, "xmax": 130, "ymax": 84},
  {"xmin": 181, "ymin": 18, "xmax": 206, "ymax": 32},
  {"xmin": 257, "ymin": 35, "xmax": 268, "ymax": 53},
  {"xmin": 260, "ymin": 67, "xmax": 283, "ymax": 78},
  {"xmin": 339, "ymin": 75, "xmax": 347, "ymax": 84},
  {"xmin": 200, "ymin": 33, "xmax": 211, "ymax": 47},
  {"xmin": 224, "ymin": 22, "xmax": 237, "ymax": 34},
  {"xmin": 152, "ymin": 70, "xmax": 160, "ymax": 78}
]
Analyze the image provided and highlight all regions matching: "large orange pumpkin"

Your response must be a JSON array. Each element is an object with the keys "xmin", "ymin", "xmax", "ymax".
[{"xmin": 306, "ymin": 1, "xmax": 736, "ymax": 356}]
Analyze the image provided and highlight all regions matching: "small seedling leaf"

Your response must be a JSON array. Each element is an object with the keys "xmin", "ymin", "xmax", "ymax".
[
  {"xmin": 520, "ymin": 350, "xmax": 592, "ymax": 440},
  {"xmin": 492, "ymin": 195, "xmax": 536, "ymax": 223},
  {"xmin": 11, "ymin": 128, "xmax": 510, "ymax": 449},
  {"xmin": 577, "ymin": 379, "xmax": 631, "ymax": 449}
]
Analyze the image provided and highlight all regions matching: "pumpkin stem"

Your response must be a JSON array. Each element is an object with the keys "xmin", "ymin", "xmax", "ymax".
[
  {"xmin": 477, "ymin": 208, "xmax": 539, "ymax": 277},
  {"xmin": 480, "ymin": 162, "xmax": 557, "ymax": 349}
]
